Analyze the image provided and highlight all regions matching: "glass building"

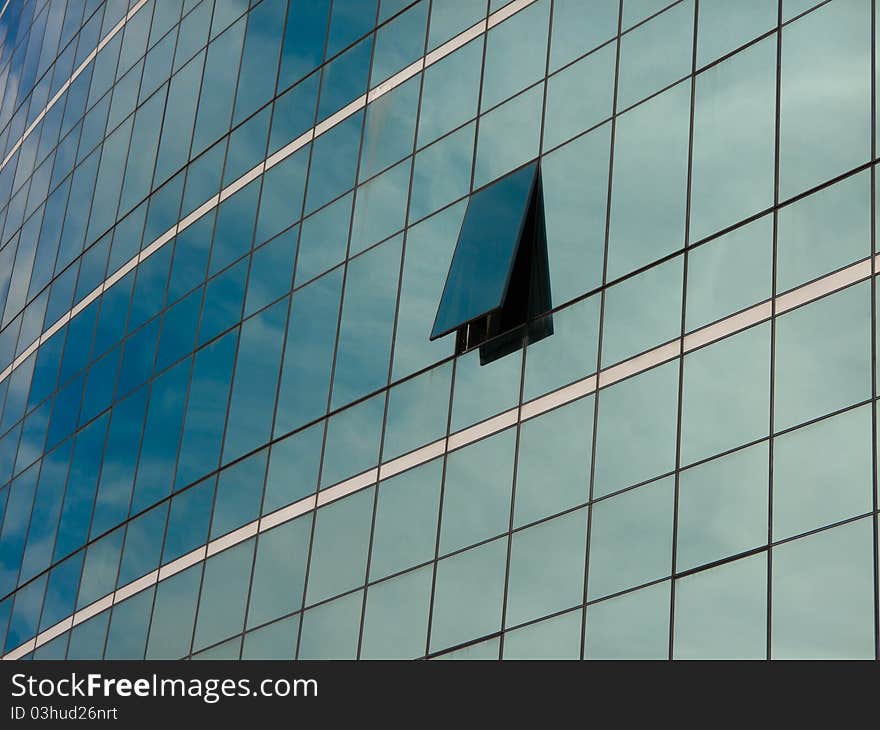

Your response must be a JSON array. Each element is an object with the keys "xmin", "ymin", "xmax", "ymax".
[{"xmin": 0, "ymin": 0, "xmax": 875, "ymax": 661}]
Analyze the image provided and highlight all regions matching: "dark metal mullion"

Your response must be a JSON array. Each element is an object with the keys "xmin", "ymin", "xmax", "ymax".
[
  {"xmin": 356, "ymin": 0, "xmax": 433, "ymax": 661},
  {"xmin": 870, "ymin": 0, "xmax": 879, "ymax": 663},
  {"xmin": 667, "ymin": 0, "xmax": 699, "ymax": 661},
  {"xmin": 580, "ymin": 0, "xmax": 623, "ymax": 661}
]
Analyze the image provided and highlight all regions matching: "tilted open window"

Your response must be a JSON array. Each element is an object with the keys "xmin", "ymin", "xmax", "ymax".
[{"xmin": 430, "ymin": 161, "xmax": 552, "ymax": 364}]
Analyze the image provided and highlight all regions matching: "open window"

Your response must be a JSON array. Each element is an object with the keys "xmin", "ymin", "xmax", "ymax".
[{"xmin": 430, "ymin": 161, "xmax": 552, "ymax": 365}]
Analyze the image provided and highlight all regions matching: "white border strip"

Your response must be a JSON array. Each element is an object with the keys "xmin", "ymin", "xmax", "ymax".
[
  {"xmin": 2, "ymin": 253, "xmax": 874, "ymax": 659},
  {"xmin": 0, "ymin": 0, "xmax": 540, "ymax": 388},
  {"xmin": 0, "ymin": 0, "xmax": 150, "ymax": 174}
]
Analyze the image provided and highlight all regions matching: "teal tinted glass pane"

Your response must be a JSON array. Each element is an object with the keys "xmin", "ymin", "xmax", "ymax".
[
  {"xmin": 193, "ymin": 539, "xmax": 255, "ymax": 651},
  {"xmin": 617, "ymin": 0, "xmax": 693, "ymax": 110},
  {"xmin": 676, "ymin": 442, "xmax": 769, "ymax": 571},
  {"xmin": 383, "ymin": 363, "xmax": 452, "ymax": 460},
  {"xmin": 697, "ymin": 0, "xmax": 777, "ymax": 67},
  {"xmin": 222, "ymin": 298, "xmax": 287, "ymax": 463},
  {"xmin": 418, "ymin": 38, "xmax": 482, "ymax": 147},
  {"xmin": 391, "ymin": 203, "xmax": 463, "ymax": 379},
  {"xmin": 350, "ymin": 158, "xmax": 411, "ymax": 255},
  {"xmin": 370, "ymin": 460, "xmax": 442, "ymax": 579},
  {"xmin": 440, "ymin": 428, "xmax": 516, "ymax": 553},
  {"xmin": 506, "ymin": 508, "xmax": 588, "ymax": 627},
  {"xmin": 317, "ymin": 36, "xmax": 372, "ymax": 121},
  {"xmin": 104, "ymin": 587, "xmax": 154, "ymax": 659},
  {"xmin": 601, "ymin": 255, "xmax": 683, "ymax": 367},
  {"xmin": 774, "ymin": 282, "xmax": 871, "ymax": 431},
  {"xmin": 514, "ymin": 397, "xmax": 592, "ymax": 527},
  {"xmin": 587, "ymin": 476, "xmax": 674, "ymax": 600},
  {"xmin": 780, "ymin": 0, "xmax": 870, "ymax": 199},
  {"xmin": 771, "ymin": 518, "xmax": 873, "ymax": 659},
  {"xmin": 409, "ymin": 122, "xmax": 475, "ymax": 223},
  {"xmin": 247, "ymin": 515, "xmax": 311, "ymax": 628},
  {"xmin": 776, "ymin": 170, "xmax": 871, "ymax": 293},
  {"xmin": 279, "ymin": 0, "xmax": 330, "ymax": 89},
  {"xmin": 503, "ymin": 610, "xmax": 582, "ymax": 659},
  {"xmin": 305, "ymin": 488, "xmax": 374, "ymax": 605},
  {"xmin": 274, "ymin": 268, "xmax": 343, "ymax": 435},
  {"xmin": 673, "ymin": 554, "xmax": 767, "ymax": 659},
  {"xmin": 242, "ymin": 616, "xmax": 299, "ymax": 660},
  {"xmin": 298, "ymin": 590, "xmax": 363, "ymax": 659},
  {"xmin": 607, "ymin": 81, "xmax": 690, "ymax": 279},
  {"xmin": 263, "ymin": 423, "xmax": 323, "ymax": 514},
  {"xmin": 431, "ymin": 162, "xmax": 538, "ymax": 339},
  {"xmin": 361, "ymin": 76, "xmax": 420, "ymax": 181},
  {"xmin": 210, "ymin": 449, "xmax": 266, "ymax": 539},
  {"xmin": 66, "ymin": 610, "xmax": 110, "ymax": 660},
  {"xmin": 474, "ymin": 85, "xmax": 543, "ymax": 188},
  {"xmin": 77, "ymin": 528, "xmax": 123, "ymax": 608},
  {"xmin": 305, "ymin": 111, "xmax": 363, "ymax": 214},
  {"xmin": 680, "ymin": 322, "xmax": 771, "ymax": 465},
  {"xmin": 685, "ymin": 214, "xmax": 772, "ymax": 332},
  {"xmin": 118, "ymin": 504, "xmax": 167, "ymax": 586},
  {"xmin": 192, "ymin": 637, "xmax": 241, "ymax": 659},
  {"xmin": 330, "ymin": 236, "xmax": 401, "ymax": 407},
  {"xmin": 145, "ymin": 563, "xmax": 202, "ymax": 658},
  {"xmin": 584, "ymin": 581, "xmax": 670, "ymax": 659},
  {"xmin": 295, "ymin": 192, "xmax": 352, "ymax": 286},
  {"xmin": 481, "ymin": 0, "xmax": 549, "ymax": 109},
  {"xmin": 361, "ymin": 566, "xmax": 433, "ymax": 659},
  {"xmin": 541, "ymin": 124, "xmax": 610, "ymax": 304},
  {"xmin": 5, "ymin": 574, "xmax": 45, "ymax": 652},
  {"xmin": 371, "ymin": 0, "xmax": 427, "ymax": 83},
  {"xmin": 549, "ymin": 0, "xmax": 618, "ymax": 71},
  {"xmin": 244, "ymin": 228, "xmax": 297, "ymax": 317},
  {"xmin": 433, "ymin": 638, "xmax": 500, "ymax": 659},
  {"xmin": 773, "ymin": 405, "xmax": 872, "ymax": 541},
  {"xmin": 544, "ymin": 43, "xmax": 615, "ymax": 151},
  {"xmin": 255, "ymin": 147, "xmax": 308, "ymax": 246},
  {"xmin": 430, "ymin": 537, "xmax": 507, "ymax": 652},
  {"xmin": 269, "ymin": 73, "xmax": 319, "ymax": 156},
  {"xmin": 690, "ymin": 35, "xmax": 775, "ymax": 241},
  {"xmin": 320, "ymin": 393, "xmax": 385, "ymax": 488},
  {"xmin": 594, "ymin": 361, "xmax": 679, "ymax": 497},
  {"xmin": 163, "ymin": 477, "xmax": 214, "ymax": 563},
  {"xmin": 428, "ymin": 0, "xmax": 484, "ymax": 50},
  {"xmin": 523, "ymin": 295, "xmax": 600, "ymax": 401}
]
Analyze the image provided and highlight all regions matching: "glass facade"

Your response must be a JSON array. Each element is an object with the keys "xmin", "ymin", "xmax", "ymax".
[{"xmin": 0, "ymin": 0, "xmax": 876, "ymax": 661}]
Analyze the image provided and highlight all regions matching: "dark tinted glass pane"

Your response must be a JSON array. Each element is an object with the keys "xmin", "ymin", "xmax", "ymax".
[{"xmin": 431, "ymin": 162, "xmax": 538, "ymax": 339}]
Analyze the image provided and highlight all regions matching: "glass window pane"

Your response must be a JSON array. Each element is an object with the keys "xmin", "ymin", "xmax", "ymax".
[
  {"xmin": 514, "ymin": 397, "xmax": 592, "ymax": 527},
  {"xmin": 370, "ymin": 459, "xmax": 442, "ymax": 580},
  {"xmin": 481, "ymin": 0, "xmax": 549, "ymax": 109},
  {"xmin": 690, "ymin": 35, "xmax": 776, "ymax": 241},
  {"xmin": 677, "ymin": 442, "xmax": 769, "ymax": 571},
  {"xmin": 697, "ymin": 0, "xmax": 777, "ymax": 67},
  {"xmin": 584, "ymin": 581, "xmax": 670, "ymax": 659},
  {"xmin": 440, "ymin": 428, "xmax": 516, "ymax": 554},
  {"xmin": 502, "ymin": 610, "xmax": 582, "ymax": 659},
  {"xmin": 104, "ymin": 587, "xmax": 154, "ymax": 659},
  {"xmin": 320, "ymin": 392, "xmax": 384, "ymax": 488},
  {"xmin": 587, "ymin": 476, "xmax": 674, "ymax": 600},
  {"xmin": 360, "ymin": 566, "xmax": 433, "ymax": 659},
  {"xmin": 541, "ymin": 124, "xmax": 610, "ymax": 305},
  {"xmin": 263, "ymin": 422, "xmax": 323, "ymax": 514},
  {"xmin": 474, "ymin": 85, "xmax": 543, "ymax": 188},
  {"xmin": 681, "ymin": 322, "xmax": 771, "ymax": 465},
  {"xmin": 685, "ymin": 214, "xmax": 772, "ymax": 332},
  {"xmin": 544, "ymin": 43, "xmax": 615, "ymax": 151},
  {"xmin": 549, "ymin": 0, "xmax": 618, "ymax": 71},
  {"xmin": 673, "ymin": 554, "xmax": 767, "ymax": 659},
  {"xmin": 383, "ymin": 363, "xmax": 451, "ymax": 460},
  {"xmin": 146, "ymin": 563, "xmax": 202, "ymax": 659},
  {"xmin": 418, "ymin": 38, "xmax": 482, "ymax": 147},
  {"xmin": 594, "ymin": 361, "xmax": 679, "ymax": 497},
  {"xmin": 771, "ymin": 518, "xmax": 873, "ymax": 659},
  {"xmin": 298, "ymin": 590, "xmax": 363, "ymax": 659},
  {"xmin": 358, "ymin": 75, "xmax": 418, "ymax": 181},
  {"xmin": 776, "ymin": 170, "xmax": 871, "ymax": 293},
  {"xmin": 242, "ymin": 615, "xmax": 299, "ymax": 659},
  {"xmin": 350, "ymin": 159, "xmax": 411, "ymax": 256},
  {"xmin": 607, "ymin": 81, "xmax": 690, "ymax": 279},
  {"xmin": 430, "ymin": 537, "xmax": 507, "ymax": 652},
  {"xmin": 779, "ymin": 0, "xmax": 870, "ymax": 199},
  {"xmin": 617, "ymin": 0, "xmax": 693, "ymax": 110},
  {"xmin": 773, "ymin": 405, "xmax": 873, "ymax": 541},
  {"xmin": 247, "ymin": 515, "xmax": 312, "ymax": 628},
  {"xmin": 409, "ymin": 122, "xmax": 475, "ymax": 223},
  {"xmin": 601, "ymin": 255, "xmax": 683, "ymax": 367},
  {"xmin": 305, "ymin": 488, "xmax": 374, "ymax": 605},
  {"xmin": 774, "ymin": 282, "xmax": 871, "ymax": 431},
  {"xmin": 506, "ymin": 508, "xmax": 588, "ymax": 627},
  {"xmin": 295, "ymin": 193, "xmax": 352, "ymax": 287},
  {"xmin": 192, "ymin": 539, "xmax": 255, "ymax": 651}
]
